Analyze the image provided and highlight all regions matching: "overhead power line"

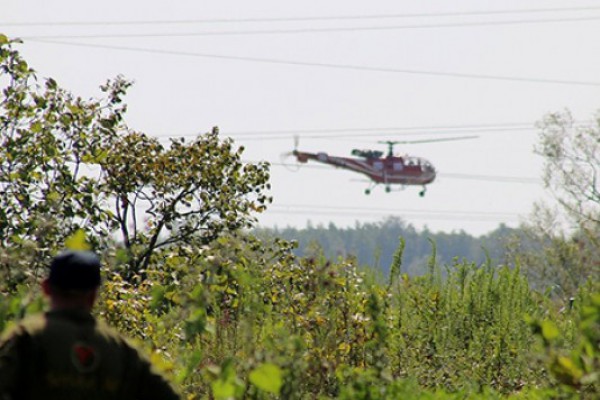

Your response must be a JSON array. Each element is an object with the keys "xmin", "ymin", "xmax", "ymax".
[
  {"xmin": 232, "ymin": 128, "xmax": 535, "ymax": 141},
  {"xmin": 17, "ymin": 15, "xmax": 600, "ymax": 40},
  {"xmin": 25, "ymin": 39, "xmax": 600, "ymax": 87},
  {"xmin": 140, "ymin": 118, "xmax": 593, "ymax": 140},
  {"xmin": 264, "ymin": 204, "xmax": 522, "ymax": 223},
  {"xmin": 263, "ymin": 162, "xmax": 541, "ymax": 184},
  {"xmin": 5, "ymin": 6, "xmax": 600, "ymax": 26},
  {"xmin": 269, "ymin": 203, "xmax": 519, "ymax": 217},
  {"xmin": 438, "ymin": 172, "xmax": 540, "ymax": 184},
  {"xmin": 151, "ymin": 122, "xmax": 537, "ymax": 139},
  {"xmin": 263, "ymin": 209, "xmax": 519, "ymax": 223},
  {"xmin": 225, "ymin": 122, "xmax": 536, "ymax": 136}
]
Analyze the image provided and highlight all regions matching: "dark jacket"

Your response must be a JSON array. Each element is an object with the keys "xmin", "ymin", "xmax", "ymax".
[{"xmin": 0, "ymin": 309, "xmax": 180, "ymax": 400}]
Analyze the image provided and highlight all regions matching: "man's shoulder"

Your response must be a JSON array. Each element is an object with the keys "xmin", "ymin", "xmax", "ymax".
[
  {"xmin": 93, "ymin": 318, "xmax": 130, "ymax": 343},
  {"xmin": 20, "ymin": 313, "xmax": 47, "ymax": 329},
  {"xmin": 1, "ymin": 313, "xmax": 46, "ymax": 338},
  {"xmin": 0, "ymin": 313, "xmax": 46, "ymax": 350}
]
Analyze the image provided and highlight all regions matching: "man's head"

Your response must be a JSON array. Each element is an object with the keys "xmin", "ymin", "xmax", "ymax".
[{"xmin": 42, "ymin": 250, "xmax": 102, "ymax": 311}]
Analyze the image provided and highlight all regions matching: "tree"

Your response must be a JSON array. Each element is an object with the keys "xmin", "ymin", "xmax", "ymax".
[
  {"xmin": 506, "ymin": 110, "xmax": 600, "ymax": 296},
  {"xmin": 102, "ymin": 128, "xmax": 271, "ymax": 277},
  {"xmin": 0, "ymin": 36, "xmax": 121, "ymax": 281},
  {"xmin": 0, "ymin": 36, "xmax": 271, "ymax": 282},
  {"xmin": 535, "ymin": 109, "xmax": 600, "ymax": 228}
]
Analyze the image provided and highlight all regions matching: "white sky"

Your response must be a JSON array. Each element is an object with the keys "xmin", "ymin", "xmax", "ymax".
[{"xmin": 3, "ymin": 1, "xmax": 600, "ymax": 236}]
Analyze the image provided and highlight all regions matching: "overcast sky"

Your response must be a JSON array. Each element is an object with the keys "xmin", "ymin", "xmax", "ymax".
[{"xmin": 3, "ymin": 0, "xmax": 600, "ymax": 236}]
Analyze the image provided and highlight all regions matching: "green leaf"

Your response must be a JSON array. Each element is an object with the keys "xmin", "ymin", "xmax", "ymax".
[
  {"xmin": 95, "ymin": 149, "xmax": 109, "ymax": 163},
  {"xmin": 150, "ymin": 285, "xmax": 166, "ymax": 311},
  {"xmin": 46, "ymin": 191, "xmax": 60, "ymax": 203},
  {"xmin": 30, "ymin": 121, "xmax": 43, "ymax": 133},
  {"xmin": 211, "ymin": 379, "xmax": 235, "ymax": 400},
  {"xmin": 249, "ymin": 363, "xmax": 283, "ymax": 394},
  {"xmin": 64, "ymin": 229, "xmax": 91, "ymax": 250},
  {"xmin": 176, "ymin": 349, "xmax": 203, "ymax": 383},
  {"xmin": 0, "ymin": 34, "xmax": 8, "ymax": 45},
  {"xmin": 541, "ymin": 320, "xmax": 560, "ymax": 342}
]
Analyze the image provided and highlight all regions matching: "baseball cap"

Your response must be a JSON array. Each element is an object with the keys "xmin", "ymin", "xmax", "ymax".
[{"xmin": 48, "ymin": 250, "xmax": 102, "ymax": 291}]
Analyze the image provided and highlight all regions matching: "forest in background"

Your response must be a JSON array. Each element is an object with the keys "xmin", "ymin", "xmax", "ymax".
[
  {"xmin": 1, "ymin": 35, "xmax": 598, "ymax": 399},
  {"xmin": 256, "ymin": 218, "xmax": 521, "ymax": 277}
]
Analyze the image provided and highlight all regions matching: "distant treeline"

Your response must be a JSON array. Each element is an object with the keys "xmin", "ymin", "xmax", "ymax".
[{"xmin": 255, "ymin": 217, "xmax": 523, "ymax": 276}]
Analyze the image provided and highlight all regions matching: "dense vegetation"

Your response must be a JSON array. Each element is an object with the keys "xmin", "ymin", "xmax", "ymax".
[{"xmin": 1, "ymin": 35, "xmax": 598, "ymax": 399}]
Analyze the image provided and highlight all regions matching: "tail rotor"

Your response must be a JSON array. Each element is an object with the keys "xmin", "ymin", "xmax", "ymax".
[{"xmin": 280, "ymin": 135, "xmax": 301, "ymax": 171}]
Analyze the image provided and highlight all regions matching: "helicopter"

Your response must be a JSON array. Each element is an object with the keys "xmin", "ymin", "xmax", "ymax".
[{"xmin": 290, "ymin": 136, "xmax": 477, "ymax": 196}]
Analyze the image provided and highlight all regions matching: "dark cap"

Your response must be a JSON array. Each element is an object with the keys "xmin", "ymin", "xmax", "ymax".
[{"xmin": 48, "ymin": 250, "xmax": 102, "ymax": 291}]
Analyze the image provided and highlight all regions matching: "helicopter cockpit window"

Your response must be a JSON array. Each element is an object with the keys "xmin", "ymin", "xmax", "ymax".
[
  {"xmin": 420, "ymin": 160, "xmax": 434, "ymax": 172},
  {"xmin": 373, "ymin": 161, "xmax": 384, "ymax": 170},
  {"xmin": 393, "ymin": 162, "xmax": 403, "ymax": 171}
]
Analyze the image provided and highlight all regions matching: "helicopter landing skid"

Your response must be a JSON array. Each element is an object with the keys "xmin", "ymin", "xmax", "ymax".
[
  {"xmin": 364, "ymin": 183, "xmax": 426, "ymax": 196},
  {"xmin": 364, "ymin": 182, "xmax": 378, "ymax": 195},
  {"xmin": 364, "ymin": 183, "xmax": 407, "ymax": 195}
]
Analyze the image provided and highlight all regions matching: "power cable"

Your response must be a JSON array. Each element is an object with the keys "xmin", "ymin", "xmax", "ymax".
[
  {"xmin": 263, "ymin": 205, "xmax": 522, "ymax": 222},
  {"xmin": 230, "ymin": 127, "xmax": 535, "ymax": 141},
  {"xmin": 24, "ymin": 39, "xmax": 600, "ymax": 87},
  {"xmin": 438, "ymin": 172, "xmax": 540, "ymax": 184},
  {"xmin": 151, "ymin": 123, "xmax": 538, "ymax": 139},
  {"xmin": 18, "ymin": 15, "xmax": 600, "ymax": 40},
  {"xmin": 269, "ymin": 202, "xmax": 519, "ymax": 217},
  {"xmin": 261, "ymin": 162, "xmax": 541, "ymax": 184},
  {"xmin": 5, "ymin": 6, "xmax": 600, "ymax": 26}
]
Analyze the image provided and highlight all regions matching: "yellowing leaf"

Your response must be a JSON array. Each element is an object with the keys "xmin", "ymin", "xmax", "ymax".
[
  {"xmin": 541, "ymin": 320, "xmax": 560, "ymax": 342},
  {"xmin": 338, "ymin": 342, "xmax": 351, "ymax": 354},
  {"xmin": 64, "ymin": 229, "xmax": 91, "ymax": 250},
  {"xmin": 211, "ymin": 379, "xmax": 236, "ymax": 400},
  {"xmin": 249, "ymin": 363, "xmax": 283, "ymax": 394}
]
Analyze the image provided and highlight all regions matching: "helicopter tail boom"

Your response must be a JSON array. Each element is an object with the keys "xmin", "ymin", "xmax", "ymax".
[{"xmin": 293, "ymin": 150, "xmax": 315, "ymax": 163}]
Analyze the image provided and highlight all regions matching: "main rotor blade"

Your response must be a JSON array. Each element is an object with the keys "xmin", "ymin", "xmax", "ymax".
[{"xmin": 379, "ymin": 135, "xmax": 479, "ymax": 145}]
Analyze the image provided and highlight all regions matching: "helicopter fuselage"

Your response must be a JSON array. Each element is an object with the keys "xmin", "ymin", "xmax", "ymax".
[{"xmin": 293, "ymin": 150, "xmax": 436, "ymax": 187}]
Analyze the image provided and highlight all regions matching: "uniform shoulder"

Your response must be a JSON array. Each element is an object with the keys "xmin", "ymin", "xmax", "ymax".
[
  {"xmin": 93, "ymin": 318, "xmax": 138, "ymax": 348},
  {"xmin": 94, "ymin": 317, "xmax": 123, "ymax": 336},
  {"xmin": 0, "ymin": 313, "xmax": 47, "ymax": 350},
  {"xmin": 1, "ymin": 313, "xmax": 46, "ymax": 338}
]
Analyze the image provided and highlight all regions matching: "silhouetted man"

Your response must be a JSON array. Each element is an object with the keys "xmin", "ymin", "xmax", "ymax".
[{"xmin": 0, "ymin": 250, "xmax": 180, "ymax": 399}]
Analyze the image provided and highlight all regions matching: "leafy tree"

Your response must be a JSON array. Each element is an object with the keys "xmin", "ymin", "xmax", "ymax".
[
  {"xmin": 505, "ymin": 110, "xmax": 600, "ymax": 296},
  {"xmin": 0, "ymin": 35, "xmax": 120, "ymax": 281},
  {"xmin": 535, "ymin": 110, "xmax": 600, "ymax": 227},
  {"xmin": 102, "ymin": 129, "xmax": 271, "ymax": 277},
  {"xmin": 0, "ymin": 35, "xmax": 271, "ymax": 281}
]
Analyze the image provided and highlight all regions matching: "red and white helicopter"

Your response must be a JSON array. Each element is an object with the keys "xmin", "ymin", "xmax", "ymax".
[{"xmin": 290, "ymin": 137, "xmax": 476, "ymax": 196}]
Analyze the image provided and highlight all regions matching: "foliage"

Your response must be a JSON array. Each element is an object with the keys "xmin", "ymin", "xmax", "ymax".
[
  {"xmin": 535, "ymin": 109, "xmax": 600, "ymax": 227},
  {"xmin": 528, "ymin": 284, "xmax": 600, "ymax": 398},
  {"xmin": 0, "ymin": 37, "xmax": 271, "ymax": 280},
  {"xmin": 503, "ymin": 110, "xmax": 600, "ymax": 298},
  {"xmin": 3, "ymin": 232, "xmax": 595, "ymax": 399},
  {"xmin": 504, "ymin": 217, "xmax": 599, "ymax": 298},
  {"xmin": 102, "ymin": 127, "xmax": 271, "ymax": 277},
  {"xmin": 1, "ymin": 37, "xmax": 119, "ymax": 277}
]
